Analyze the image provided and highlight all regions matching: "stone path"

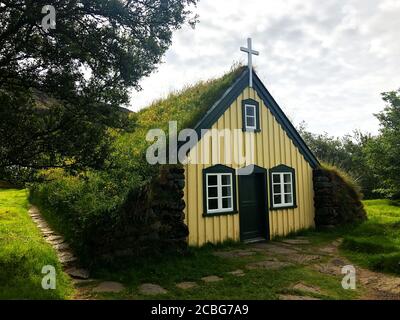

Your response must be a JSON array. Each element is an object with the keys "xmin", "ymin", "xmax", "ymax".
[
  {"xmin": 139, "ymin": 283, "xmax": 168, "ymax": 295},
  {"xmin": 93, "ymin": 281, "xmax": 125, "ymax": 293},
  {"xmin": 215, "ymin": 237, "xmax": 400, "ymax": 300},
  {"xmin": 176, "ymin": 282, "xmax": 197, "ymax": 290},
  {"xmin": 29, "ymin": 206, "xmax": 81, "ymax": 269},
  {"xmin": 201, "ymin": 275, "xmax": 223, "ymax": 283},
  {"xmin": 28, "ymin": 205, "xmax": 94, "ymax": 293}
]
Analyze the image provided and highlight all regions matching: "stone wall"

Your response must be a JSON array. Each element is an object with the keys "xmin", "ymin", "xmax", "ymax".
[
  {"xmin": 93, "ymin": 164, "xmax": 188, "ymax": 262},
  {"xmin": 313, "ymin": 167, "xmax": 367, "ymax": 227}
]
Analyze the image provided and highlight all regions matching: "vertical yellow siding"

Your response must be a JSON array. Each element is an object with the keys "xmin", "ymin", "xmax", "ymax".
[{"xmin": 183, "ymin": 87, "xmax": 315, "ymax": 246}]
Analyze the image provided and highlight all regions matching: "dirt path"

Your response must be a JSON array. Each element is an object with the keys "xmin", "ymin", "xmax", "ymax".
[
  {"xmin": 313, "ymin": 239, "xmax": 400, "ymax": 300},
  {"xmin": 249, "ymin": 238, "xmax": 400, "ymax": 300}
]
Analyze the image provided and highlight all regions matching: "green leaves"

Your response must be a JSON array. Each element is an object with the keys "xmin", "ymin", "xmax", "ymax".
[{"xmin": 0, "ymin": 0, "xmax": 198, "ymax": 183}]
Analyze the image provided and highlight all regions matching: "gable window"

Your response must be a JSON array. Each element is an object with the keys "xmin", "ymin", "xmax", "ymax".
[
  {"xmin": 269, "ymin": 165, "xmax": 297, "ymax": 209},
  {"xmin": 203, "ymin": 165, "xmax": 237, "ymax": 216},
  {"xmin": 242, "ymin": 99, "xmax": 260, "ymax": 132},
  {"xmin": 244, "ymin": 104, "xmax": 256, "ymax": 130}
]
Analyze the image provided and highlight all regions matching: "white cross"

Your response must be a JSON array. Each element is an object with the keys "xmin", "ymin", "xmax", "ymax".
[{"xmin": 240, "ymin": 38, "xmax": 259, "ymax": 88}]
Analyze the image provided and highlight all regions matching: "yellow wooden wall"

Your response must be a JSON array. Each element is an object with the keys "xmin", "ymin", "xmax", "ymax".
[{"xmin": 183, "ymin": 86, "xmax": 315, "ymax": 246}]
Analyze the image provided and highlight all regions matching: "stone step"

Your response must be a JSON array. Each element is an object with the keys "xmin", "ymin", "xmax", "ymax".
[{"xmin": 65, "ymin": 267, "xmax": 90, "ymax": 279}]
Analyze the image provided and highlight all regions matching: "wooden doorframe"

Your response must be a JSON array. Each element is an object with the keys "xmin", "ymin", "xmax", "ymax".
[{"xmin": 238, "ymin": 165, "xmax": 270, "ymax": 242}]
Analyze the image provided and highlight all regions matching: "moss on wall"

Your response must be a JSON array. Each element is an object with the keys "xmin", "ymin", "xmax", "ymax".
[{"xmin": 313, "ymin": 164, "xmax": 367, "ymax": 227}]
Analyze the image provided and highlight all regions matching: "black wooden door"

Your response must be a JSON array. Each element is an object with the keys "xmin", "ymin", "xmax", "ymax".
[{"xmin": 238, "ymin": 173, "xmax": 269, "ymax": 241}]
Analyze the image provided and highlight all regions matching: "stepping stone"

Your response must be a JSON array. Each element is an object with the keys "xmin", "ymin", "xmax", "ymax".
[
  {"xmin": 53, "ymin": 242, "xmax": 70, "ymax": 251},
  {"xmin": 138, "ymin": 283, "xmax": 167, "ymax": 295},
  {"xmin": 281, "ymin": 239, "xmax": 311, "ymax": 245},
  {"xmin": 330, "ymin": 258, "xmax": 346, "ymax": 266},
  {"xmin": 58, "ymin": 252, "xmax": 77, "ymax": 265},
  {"xmin": 251, "ymin": 243, "xmax": 297, "ymax": 255},
  {"xmin": 45, "ymin": 234, "xmax": 63, "ymax": 241},
  {"xmin": 176, "ymin": 282, "xmax": 197, "ymax": 290},
  {"xmin": 285, "ymin": 254, "xmax": 321, "ymax": 264},
  {"xmin": 47, "ymin": 238, "xmax": 65, "ymax": 245},
  {"xmin": 246, "ymin": 260, "xmax": 293, "ymax": 270},
  {"xmin": 238, "ymin": 251, "xmax": 256, "ymax": 257},
  {"xmin": 227, "ymin": 269, "xmax": 245, "ymax": 277},
  {"xmin": 313, "ymin": 263, "xmax": 341, "ymax": 276},
  {"xmin": 279, "ymin": 294, "xmax": 320, "ymax": 300},
  {"xmin": 65, "ymin": 267, "xmax": 90, "ymax": 279},
  {"xmin": 28, "ymin": 207, "xmax": 40, "ymax": 215},
  {"xmin": 292, "ymin": 282, "xmax": 322, "ymax": 295},
  {"xmin": 36, "ymin": 222, "xmax": 49, "ymax": 229},
  {"xmin": 201, "ymin": 275, "xmax": 223, "ymax": 283},
  {"xmin": 93, "ymin": 281, "xmax": 125, "ymax": 293},
  {"xmin": 332, "ymin": 238, "xmax": 343, "ymax": 246},
  {"xmin": 319, "ymin": 246, "xmax": 337, "ymax": 254}
]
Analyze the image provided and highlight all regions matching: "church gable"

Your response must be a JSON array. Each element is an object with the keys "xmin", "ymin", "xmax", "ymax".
[{"xmin": 191, "ymin": 68, "xmax": 319, "ymax": 169}]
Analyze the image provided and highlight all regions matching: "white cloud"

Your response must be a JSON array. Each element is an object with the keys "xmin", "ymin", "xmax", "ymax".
[{"xmin": 129, "ymin": 0, "xmax": 400, "ymax": 137}]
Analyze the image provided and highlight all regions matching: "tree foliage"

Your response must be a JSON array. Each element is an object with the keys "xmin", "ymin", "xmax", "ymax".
[
  {"xmin": 365, "ymin": 89, "xmax": 400, "ymax": 198},
  {"xmin": 299, "ymin": 89, "xmax": 400, "ymax": 199},
  {"xmin": 0, "ymin": 0, "xmax": 198, "ymax": 184},
  {"xmin": 298, "ymin": 123, "xmax": 378, "ymax": 199}
]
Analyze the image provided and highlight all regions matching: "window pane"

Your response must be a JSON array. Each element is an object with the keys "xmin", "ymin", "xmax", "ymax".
[
  {"xmin": 284, "ymin": 184, "xmax": 292, "ymax": 193},
  {"xmin": 208, "ymin": 199, "xmax": 218, "ymax": 210},
  {"xmin": 246, "ymin": 106, "xmax": 255, "ymax": 116},
  {"xmin": 207, "ymin": 174, "xmax": 218, "ymax": 186},
  {"xmin": 274, "ymin": 195, "xmax": 281, "ymax": 205},
  {"xmin": 222, "ymin": 186, "xmax": 231, "ymax": 197},
  {"xmin": 284, "ymin": 194, "xmax": 292, "ymax": 204},
  {"xmin": 246, "ymin": 116, "xmax": 255, "ymax": 127},
  {"xmin": 273, "ymin": 184, "xmax": 281, "ymax": 194},
  {"xmin": 284, "ymin": 173, "xmax": 291, "ymax": 183},
  {"xmin": 221, "ymin": 174, "xmax": 231, "ymax": 186},
  {"xmin": 208, "ymin": 186, "xmax": 218, "ymax": 197},
  {"xmin": 272, "ymin": 174, "xmax": 280, "ymax": 183},
  {"xmin": 222, "ymin": 197, "xmax": 232, "ymax": 209}
]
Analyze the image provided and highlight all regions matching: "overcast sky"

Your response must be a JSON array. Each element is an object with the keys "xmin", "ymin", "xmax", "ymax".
[{"xmin": 129, "ymin": 0, "xmax": 400, "ymax": 137}]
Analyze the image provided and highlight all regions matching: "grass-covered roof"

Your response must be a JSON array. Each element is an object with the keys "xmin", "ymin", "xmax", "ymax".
[{"xmin": 135, "ymin": 64, "xmax": 246, "ymax": 133}]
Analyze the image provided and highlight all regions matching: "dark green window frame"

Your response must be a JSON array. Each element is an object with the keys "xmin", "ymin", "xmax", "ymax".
[
  {"xmin": 269, "ymin": 164, "xmax": 297, "ymax": 210},
  {"xmin": 202, "ymin": 164, "xmax": 238, "ymax": 217},
  {"xmin": 241, "ymin": 99, "xmax": 261, "ymax": 132}
]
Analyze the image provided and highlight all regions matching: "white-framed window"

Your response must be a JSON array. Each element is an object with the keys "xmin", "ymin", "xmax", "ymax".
[
  {"xmin": 271, "ymin": 172, "xmax": 294, "ymax": 208},
  {"xmin": 206, "ymin": 173, "xmax": 233, "ymax": 213},
  {"xmin": 244, "ymin": 104, "xmax": 257, "ymax": 130}
]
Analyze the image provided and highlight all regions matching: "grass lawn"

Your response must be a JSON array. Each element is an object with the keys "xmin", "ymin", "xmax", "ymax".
[
  {"xmin": 0, "ymin": 189, "xmax": 73, "ymax": 299},
  {"xmin": 340, "ymin": 199, "xmax": 400, "ymax": 275}
]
